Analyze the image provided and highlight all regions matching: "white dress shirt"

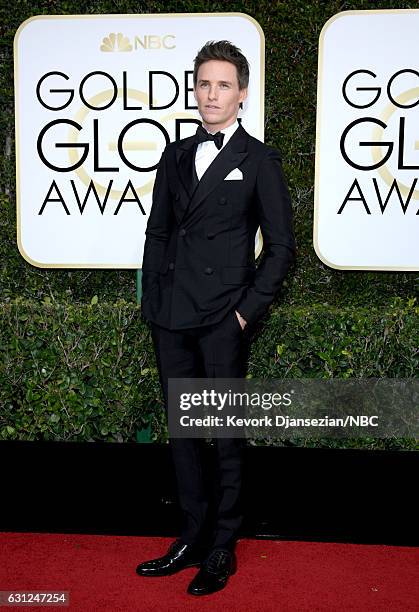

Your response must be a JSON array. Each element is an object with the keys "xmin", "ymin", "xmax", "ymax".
[{"xmin": 194, "ymin": 120, "xmax": 239, "ymax": 180}]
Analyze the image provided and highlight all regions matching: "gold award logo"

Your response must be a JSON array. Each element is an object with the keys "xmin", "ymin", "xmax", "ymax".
[{"xmin": 100, "ymin": 33, "xmax": 132, "ymax": 52}]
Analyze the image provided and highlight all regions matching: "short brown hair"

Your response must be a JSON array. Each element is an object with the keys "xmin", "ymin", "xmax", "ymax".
[{"xmin": 193, "ymin": 40, "xmax": 249, "ymax": 90}]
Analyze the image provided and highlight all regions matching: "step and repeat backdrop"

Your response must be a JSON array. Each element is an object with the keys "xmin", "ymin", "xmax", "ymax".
[
  {"xmin": 315, "ymin": 9, "xmax": 419, "ymax": 270},
  {"xmin": 14, "ymin": 13, "xmax": 264, "ymax": 267}
]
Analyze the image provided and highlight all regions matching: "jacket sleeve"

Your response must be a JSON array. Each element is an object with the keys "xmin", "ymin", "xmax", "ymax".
[
  {"xmin": 235, "ymin": 148, "xmax": 296, "ymax": 326},
  {"xmin": 142, "ymin": 146, "xmax": 174, "ymax": 272},
  {"xmin": 141, "ymin": 146, "xmax": 174, "ymax": 302}
]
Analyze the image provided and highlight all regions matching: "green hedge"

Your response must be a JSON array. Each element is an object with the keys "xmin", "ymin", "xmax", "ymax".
[{"xmin": 1, "ymin": 300, "xmax": 417, "ymax": 449}]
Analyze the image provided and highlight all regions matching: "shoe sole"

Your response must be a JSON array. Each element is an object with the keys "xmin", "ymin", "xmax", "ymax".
[{"xmin": 187, "ymin": 580, "xmax": 231, "ymax": 596}]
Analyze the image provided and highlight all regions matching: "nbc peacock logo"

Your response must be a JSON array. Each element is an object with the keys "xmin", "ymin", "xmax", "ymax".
[{"xmin": 100, "ymin": 33, "xmax": 133, "ymax": 52}]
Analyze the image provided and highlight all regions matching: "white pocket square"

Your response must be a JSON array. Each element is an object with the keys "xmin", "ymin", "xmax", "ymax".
[{"xmin": 224, "ymin": 168, "xmax": 243, "ymax": 181}]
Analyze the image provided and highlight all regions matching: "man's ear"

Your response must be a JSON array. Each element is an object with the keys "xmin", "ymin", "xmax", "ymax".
[{"xmin": 239, "ymin": 87, "xmax": 248, "ymax": 104}]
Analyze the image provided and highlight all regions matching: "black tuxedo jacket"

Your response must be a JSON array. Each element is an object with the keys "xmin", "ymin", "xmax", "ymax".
[{"xmin": 141, "ymin": 124, "xmax": 296, "ymax": 330}]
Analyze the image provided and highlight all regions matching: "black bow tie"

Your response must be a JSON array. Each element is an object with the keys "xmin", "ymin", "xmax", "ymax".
[{"xmin": 195, "ymin": 125, "xmax": 225, "ymax": 150}]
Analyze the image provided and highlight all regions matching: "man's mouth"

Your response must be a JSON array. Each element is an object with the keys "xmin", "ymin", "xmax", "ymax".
[{"xmin": 205, "ymin": 105, "xmax": 220, "ymax": 109}]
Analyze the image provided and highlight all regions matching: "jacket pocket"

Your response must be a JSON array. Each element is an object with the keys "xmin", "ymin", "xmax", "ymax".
[
  {"xmin": 222, "ymin": 266, "xmax": 254, "ymax": 285},
  {"xmin": 159, "ymin": 259, "xmax": 169, "ymax": 275}
]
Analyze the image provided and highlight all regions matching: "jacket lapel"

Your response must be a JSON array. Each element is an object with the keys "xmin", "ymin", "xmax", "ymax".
[
  {"xmin": 176, "ymin": 137, "xmax": 197, "ymax": 197},
  {"xmin": 181, "ymin": 124, "xmax": 249, "ymax": 221}
]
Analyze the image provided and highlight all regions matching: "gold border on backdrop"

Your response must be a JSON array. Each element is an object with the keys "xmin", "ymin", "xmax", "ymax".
[
  {"xmin": 14, "ymin": 12, "xmax": 265, "ymax": 269},
  {"xmin": 314, "ymin": 9, "xmax": 419, "ymax": 272}
]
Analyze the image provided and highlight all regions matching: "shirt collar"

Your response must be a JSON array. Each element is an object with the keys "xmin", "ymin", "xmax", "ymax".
[{"xmin": 203, "ymin": 120, "xmax": 239, "ymax": 149}]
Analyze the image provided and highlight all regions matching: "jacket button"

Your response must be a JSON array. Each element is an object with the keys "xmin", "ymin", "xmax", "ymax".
[
  {"xmin": 204, "ymin": 267, "xmax": 213, "ymax": 275},
  {"xmin": 179, "ymin": 228, "xmax": 186, "ymax": 236},
  {"xmin": 219, "ymin": 197, "xmax": 227, "ymax": 205},
  {"xmin": 207, "ymin": 233, "xmax": 215, "ymax": 239},
  {"xmin": 168, "ymin": 262, "xmax": 175, "ymax": 270}
]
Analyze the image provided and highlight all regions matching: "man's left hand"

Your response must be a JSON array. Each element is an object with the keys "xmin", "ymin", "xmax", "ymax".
[{"xmin": 235, "ymin": 310, "xmax": 247, "ymax": 330}]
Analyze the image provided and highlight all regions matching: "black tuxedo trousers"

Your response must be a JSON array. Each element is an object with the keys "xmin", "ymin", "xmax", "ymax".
[{"xmin": 151, "ymin": 307, "xmax": 251, "ymax": 551}]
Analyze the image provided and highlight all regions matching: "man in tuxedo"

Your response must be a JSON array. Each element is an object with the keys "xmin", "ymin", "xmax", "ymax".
[{"xmin": 136, "ymin": 40, "xmax": 295, "ymax": 595}]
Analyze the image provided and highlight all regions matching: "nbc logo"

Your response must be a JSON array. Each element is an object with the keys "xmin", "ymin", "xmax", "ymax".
[{"xmin": 100, "ymin": 33, "xmax": 132, "ymax": 52}]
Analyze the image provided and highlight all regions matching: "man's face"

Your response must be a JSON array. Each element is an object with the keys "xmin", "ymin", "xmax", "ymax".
[{"xmin": 194, "ymin": 60, "xmax": 247, "ymax": 132}]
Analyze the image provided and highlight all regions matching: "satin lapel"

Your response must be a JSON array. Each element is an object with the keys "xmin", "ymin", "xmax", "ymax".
[
  {"xmin": 176, "ymin": 138, "xmax": 197, "ymax": 200},
  {"xmin": 185, "ymin": 125, "xmax": 249, "ymax": 218}
]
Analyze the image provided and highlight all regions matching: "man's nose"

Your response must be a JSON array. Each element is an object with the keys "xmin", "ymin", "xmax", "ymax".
[{"xmin": 208, "ymin": 86, "xmax": 218, "ymax": 100}]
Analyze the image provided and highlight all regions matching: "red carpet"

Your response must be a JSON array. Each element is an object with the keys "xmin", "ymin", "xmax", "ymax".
[{"xmin": 0, "ymin": 533, "xmax": 418, "ymax": 611}]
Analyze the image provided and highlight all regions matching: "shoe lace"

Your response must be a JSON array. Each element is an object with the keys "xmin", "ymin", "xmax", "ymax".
[{"xmin": 206, "ymin": 550, "xmax": 229, "ymax": 573}]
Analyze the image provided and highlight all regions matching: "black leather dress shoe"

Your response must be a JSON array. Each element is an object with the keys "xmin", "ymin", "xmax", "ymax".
[
  {"xmin": 187, "ymin": 549, "xmax": 237, "ymax": 595},
  {"xmin": 136, "ymin": 539, "xmax": 205, "ymax": 577}
]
